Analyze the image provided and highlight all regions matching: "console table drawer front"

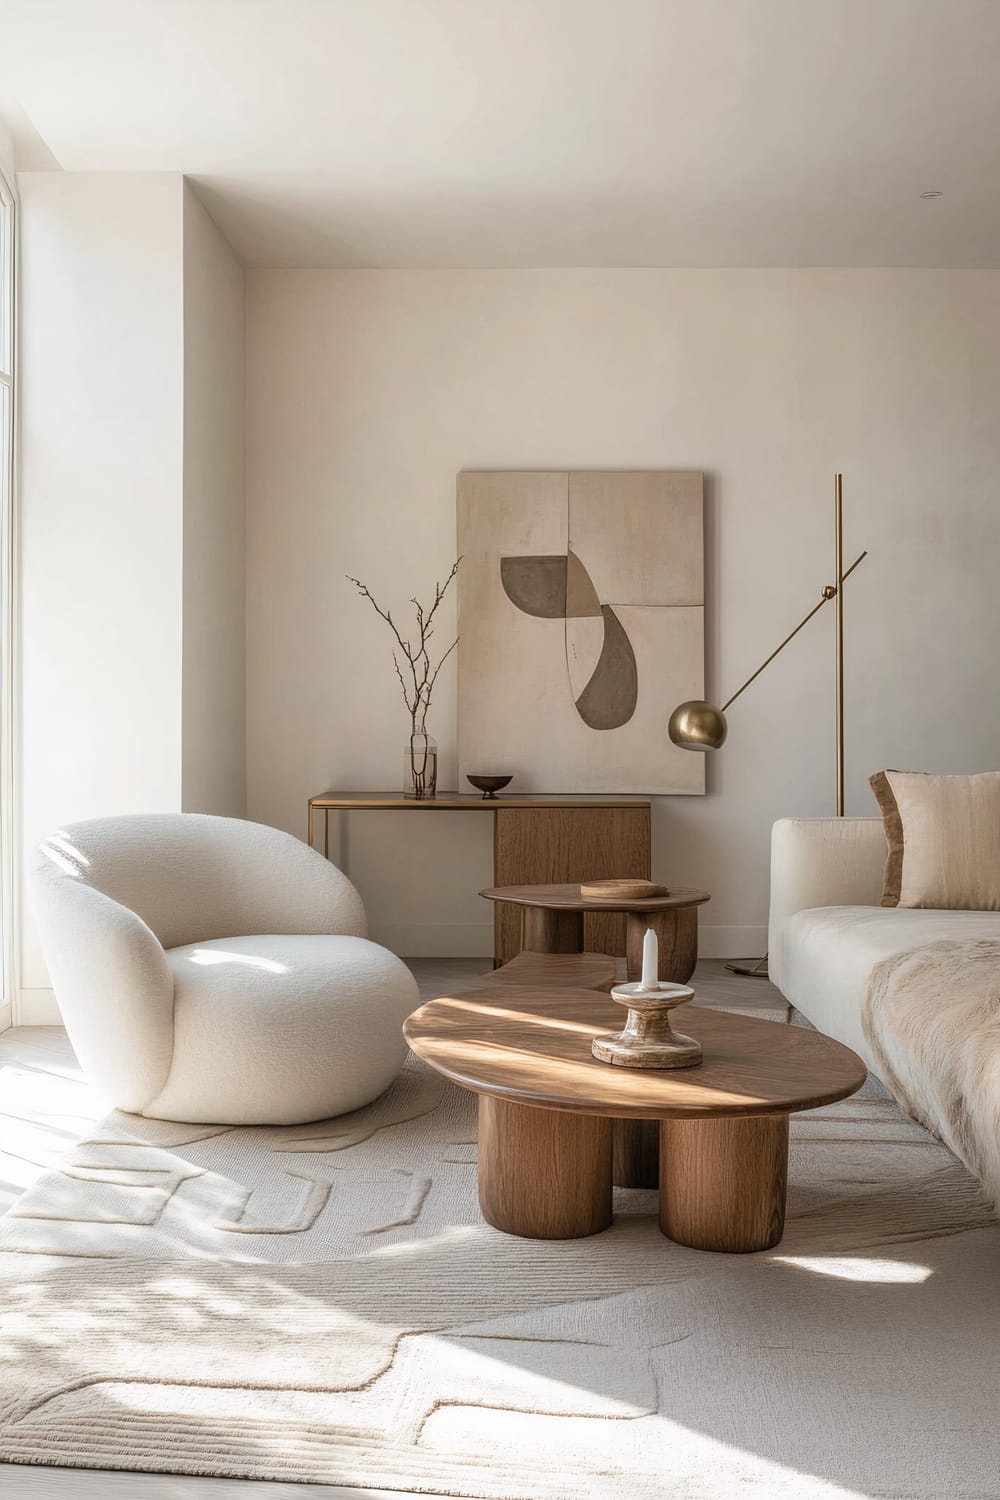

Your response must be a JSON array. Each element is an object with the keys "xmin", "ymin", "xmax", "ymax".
[{"xmin": 493, "ymin": 806, "xmax": 651, "ymax": 963}]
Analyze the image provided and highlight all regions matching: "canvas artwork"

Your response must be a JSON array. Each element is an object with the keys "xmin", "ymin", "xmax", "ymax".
[{"xmin": 457, "ymin": 470, "xmax": 705, "ymax": 795}]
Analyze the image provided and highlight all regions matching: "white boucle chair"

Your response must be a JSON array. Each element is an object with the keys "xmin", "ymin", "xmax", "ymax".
[{"xmin": 30, "ymin": 813, "xmax": 420, "ymax": 1125}]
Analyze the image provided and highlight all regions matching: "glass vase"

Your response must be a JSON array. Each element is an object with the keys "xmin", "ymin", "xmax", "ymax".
[{"xmin": 404, "ymin": 731, "xmax": 438, "ymax": 800}]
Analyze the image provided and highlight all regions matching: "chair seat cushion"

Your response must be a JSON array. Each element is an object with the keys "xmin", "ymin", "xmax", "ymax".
[{"xmin": 142, "ymin": 934, "xmax": 419, "ymax": 1125}]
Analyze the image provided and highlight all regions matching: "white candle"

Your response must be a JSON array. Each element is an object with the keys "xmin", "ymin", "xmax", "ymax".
[{"xmin": 641, "ymin": 927, "xmax": 658, "ymax": 990}]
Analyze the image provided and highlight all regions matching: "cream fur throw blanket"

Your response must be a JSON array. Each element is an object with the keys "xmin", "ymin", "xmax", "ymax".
[{"xmin": 865, "ymin": 938, "xmax": 1000, "ymax": 1208}]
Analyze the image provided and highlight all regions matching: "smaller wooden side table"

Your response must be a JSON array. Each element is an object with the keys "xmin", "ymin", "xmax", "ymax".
[{"xmin": 480, "ymin": 882, "xmax": 711, "ymax": 985}]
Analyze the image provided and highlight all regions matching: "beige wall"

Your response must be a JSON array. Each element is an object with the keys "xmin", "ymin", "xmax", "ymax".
[
  {"xmin": 18, "ymin": 173, "xmax": 247, "ymax": 1019},
  {"xmin": 182, "ymin": 184, "xmax": 246, "ymax": 817},
  {"xmin": 246, "ymin": 268, "xmax": 1000, "ymax": 957},
  {"xmin": 18, "ymin": 172, "xmax": 186, "ymax": 1001}
]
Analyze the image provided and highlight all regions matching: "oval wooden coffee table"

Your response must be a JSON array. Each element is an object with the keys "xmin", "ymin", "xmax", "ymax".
[
  {"xmin": 404, "ymin": 986, "xmax": 866, "ymax": 1253},
  {"xmin": 480, "ymin": 883, "xmax": 711, "ymax": 984}
]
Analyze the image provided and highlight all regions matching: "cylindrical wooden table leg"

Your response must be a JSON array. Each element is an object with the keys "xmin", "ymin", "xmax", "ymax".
[
  {"xmin": 626, "ymin": 906, "xmax": 698, "ymax": 983},
  {"xmin": 522, "ymin": 907, "xmax": 585, "ymax": 954},
  {"xmin": 478, "ymin": 1095, "xmax": 612, "ymax": 1239},
  {"xmin": 613, "ymin": 1119, "xmax": 660, "ymax": 1188},
  {"xmin": 659, "ymin": 1113, "xmax": 789, "ymax": 1252}
]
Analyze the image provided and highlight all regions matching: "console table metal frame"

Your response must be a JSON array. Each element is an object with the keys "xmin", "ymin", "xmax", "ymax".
[{"xmin": 307, "ymin": 792, "xmax": 652, "ymax": 966}]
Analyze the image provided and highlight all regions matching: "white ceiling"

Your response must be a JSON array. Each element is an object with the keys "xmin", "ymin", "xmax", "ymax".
[{"xmin": 2, "ymin": 0, "xmax": 1000, "ymax": 268}]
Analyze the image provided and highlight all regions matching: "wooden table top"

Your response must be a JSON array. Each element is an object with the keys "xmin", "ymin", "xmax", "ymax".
[
  {"xmin": 309, "ymin": 792, "xmax": 651, "ymax": 810},
  {"xmin": 403, "ymin": 987, "xmax": 867, "ymax": 1120},
  {"xmin": 480, "ymin": 882, "xmax": 711, "ymax": 912}
]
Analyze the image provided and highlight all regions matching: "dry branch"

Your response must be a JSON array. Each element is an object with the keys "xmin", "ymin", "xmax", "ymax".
[{"xmin": 347, "ymin": 559, "xmax": 461, "ymax": 734}]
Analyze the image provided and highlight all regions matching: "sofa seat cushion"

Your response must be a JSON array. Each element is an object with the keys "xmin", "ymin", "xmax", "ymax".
[
  {"xmin": 143, "ymin": 934, "xmax": 419, "ymax": 1125},
  {"xmin": 781, "ymin": 906, "xmax": 1000, "ymax": 1074}
]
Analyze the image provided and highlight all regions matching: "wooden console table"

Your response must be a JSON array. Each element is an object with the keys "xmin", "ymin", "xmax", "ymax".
[{"xmin": 307, "ymin": 792, "xmax": 651, "ymax": 964}]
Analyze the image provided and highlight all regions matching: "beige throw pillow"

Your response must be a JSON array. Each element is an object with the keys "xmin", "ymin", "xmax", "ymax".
[{"xmin": 869, "ymin": 770, "xmax": 1000, "ymax": 910}]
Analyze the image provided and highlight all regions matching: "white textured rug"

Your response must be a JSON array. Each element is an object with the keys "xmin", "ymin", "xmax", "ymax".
[{"xmin": 1, "ymin": 1008, "xmax": 999, "ymax": 1499}]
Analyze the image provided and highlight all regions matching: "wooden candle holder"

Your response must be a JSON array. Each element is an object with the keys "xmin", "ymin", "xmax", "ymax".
[{"xmin": 592, "ymin": 981, "xmax": 703, "ymax": 1070}]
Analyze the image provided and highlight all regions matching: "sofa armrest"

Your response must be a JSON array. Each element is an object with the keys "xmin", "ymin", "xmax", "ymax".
[{"xmin": 768, "ymin": 818, "xmax": 886, "ymax": 991}]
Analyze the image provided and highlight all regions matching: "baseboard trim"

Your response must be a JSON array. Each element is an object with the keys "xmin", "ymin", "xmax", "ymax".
[
  {"xmin": 13, "ymin": 928, "xmax": 769, "ymax": 1025},
  {"xmin": 17, "ymin": 987, "xmax": 60, "ymax": 1025},
  {"xmin": 374, "ymin": 920, "xmax": 767, "ymax": 962},
  {"xmin": 370, "ymin": 922, "xmax": 495, "ymax": 960},
  {"xmin": 698, "ymin": 925, "xmax": 769, "ymax": 961}
]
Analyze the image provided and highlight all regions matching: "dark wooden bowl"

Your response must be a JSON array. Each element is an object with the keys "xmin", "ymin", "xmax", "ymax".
[{"xmin": 467, "ymin": 774, "xmax": 514, "ymax": 800}]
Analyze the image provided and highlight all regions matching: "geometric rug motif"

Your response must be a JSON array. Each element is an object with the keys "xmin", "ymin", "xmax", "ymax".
[{"xmin": 1, "ymin": 1015, "xmax": 999, "ymax": 1498}]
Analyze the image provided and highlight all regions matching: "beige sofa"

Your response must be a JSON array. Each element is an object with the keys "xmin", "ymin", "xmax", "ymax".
[{"xmin": 767, "ymin": 816, "xmax": 1000, "ymax": 1078}]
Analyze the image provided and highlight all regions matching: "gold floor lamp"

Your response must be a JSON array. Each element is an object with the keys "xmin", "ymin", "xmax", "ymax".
[{"xmin": 668, "ymin": 474, "xmax": 867, "ymax": 977}]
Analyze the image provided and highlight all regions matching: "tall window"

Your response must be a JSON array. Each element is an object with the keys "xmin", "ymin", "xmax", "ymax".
[
  {"xmin": 0, "ymin": 171, "xmax": 11, "ymax": 515},
  {"xmin": 0, "ymin": 168, "xmax": 14, "ymax": 1018}
]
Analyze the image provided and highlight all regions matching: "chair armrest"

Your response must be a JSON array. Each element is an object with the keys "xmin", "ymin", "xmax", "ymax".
[
  {"xmin": 768, "ymin": 818, "xmax": 886, "ymax": 991},
  {"xmin": 31, "ymin": 857, "xmax": 174, "ymax": 1111}
]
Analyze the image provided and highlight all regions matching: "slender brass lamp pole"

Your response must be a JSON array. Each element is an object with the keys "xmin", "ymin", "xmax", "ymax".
[
  {"xmin": 835, "ymin": 473, "xmax": 845, "ymax": 816},
  {"xmin": 712, "ymin": 474, "xmax": 855, "ymax": 813},
  {"xmin": 669, "ymin": 477, "xmax": 865, "ymax": 803},
  {"xmin": 716, "ymin": 547, "xmax": 865, "ymax": 719},
  {"xmin": 667, "ymin": 475, "xmax": 866, "ymax": 974}
]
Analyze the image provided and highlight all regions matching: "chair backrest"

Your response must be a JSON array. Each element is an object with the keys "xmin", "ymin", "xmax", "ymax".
[{"xmin": 32, "ymin": 813, "xmax": 366, "ymax": 949}]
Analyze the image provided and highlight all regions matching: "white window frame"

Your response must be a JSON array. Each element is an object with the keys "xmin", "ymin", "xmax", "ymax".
[
  {"xmin": 0, "ymin": 169, "xmax": 11, "ymax": 378},
  {"xmin": 0, "ymin": 164, "xmax": 16, "ymax": 1027}
]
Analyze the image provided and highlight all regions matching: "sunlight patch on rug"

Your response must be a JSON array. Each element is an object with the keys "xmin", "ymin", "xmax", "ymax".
[{"xmin": 1, "ymin": 1049, "xmax": 998, "ymax": 1498}]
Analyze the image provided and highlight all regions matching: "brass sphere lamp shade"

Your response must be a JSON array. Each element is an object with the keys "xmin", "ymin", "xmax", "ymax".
[
  {"xmin": 668, "ymin": 475, "xmax": 868, "ymax": 976},
  {"xmin": 669, "ymin": 475, "xmax": 866, "ymax": 818},
  {"xmin": 668, "ymin": 700, "xmax": 728, "ymax": 751}
]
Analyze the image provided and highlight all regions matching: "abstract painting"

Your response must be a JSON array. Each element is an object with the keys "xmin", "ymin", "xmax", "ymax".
[{"xmin": 457, "ymin": 470, "xmax": 705, "ymax": 794}]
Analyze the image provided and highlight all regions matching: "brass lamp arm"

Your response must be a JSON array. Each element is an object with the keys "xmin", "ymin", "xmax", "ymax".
[{"xmin": 720, "ymin": 551, "xmax": 867, "ymax": 714}]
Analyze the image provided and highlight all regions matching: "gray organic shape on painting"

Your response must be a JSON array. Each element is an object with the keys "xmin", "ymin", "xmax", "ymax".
[
  {"xmin": 566, "ymin": 549, "xmax": 602, "ymax": 618},
  {"xmin": 500, "ymin": 556, "xmax": 567, "ymax": 618},
  {"xmin": 500, "ymin": 552, "xmax": 637, "ymax": 730},
  {"xmin": 574, "ymin": 606, "xmax": 638, "ymax": 730}
]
